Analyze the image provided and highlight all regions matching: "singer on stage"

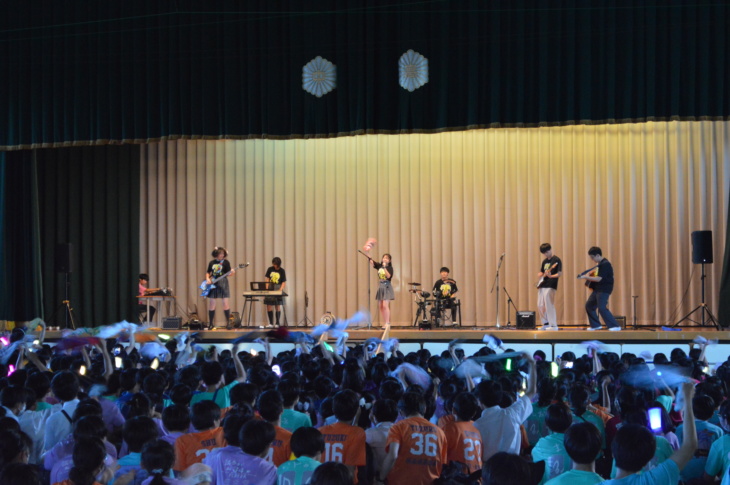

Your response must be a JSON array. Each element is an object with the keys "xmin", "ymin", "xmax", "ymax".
[{"xmin": 371, "ymin": 253, "xmax": 394, "ymax": 326}]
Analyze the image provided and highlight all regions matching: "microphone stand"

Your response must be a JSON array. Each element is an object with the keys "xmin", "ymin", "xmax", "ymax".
[
  {"xmin": 490, "ymin": 253, "xmax": 505, "ymax": 328},
  {"xmin": 357, "ymin": 250, "xmax": 374, "ymax": 329},
  {"xmin": 503, "ymin": 287, "xmax": 518, "ymax": 328}
]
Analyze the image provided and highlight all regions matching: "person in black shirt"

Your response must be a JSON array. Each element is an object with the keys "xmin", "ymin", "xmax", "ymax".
[
  {"xmin": 536, "ymin": 243, "xmax": 562, "ymax": 331},
  {"xmin": 579, "ymin": 246, "xmax": 621, "ymax": 331},
  {"xmin": 264, "ymin": 257, "xmax": 287, "ymax": 327},
  {"xmin": 432, "ymin": 267, "xmax": 459, "ymax": 326},
  {"xmin": 204, "ymin": 246, "xmax": 235, "ymax": 328},
  {"xmin": 371, "ymin": 253, "xmax": 394, "ymax": 326}
]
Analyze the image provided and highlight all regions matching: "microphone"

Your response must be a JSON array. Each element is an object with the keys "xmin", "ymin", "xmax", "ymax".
[{"xmin": 499, "ymin": 253, "xmax": 505, "ymax": 260}]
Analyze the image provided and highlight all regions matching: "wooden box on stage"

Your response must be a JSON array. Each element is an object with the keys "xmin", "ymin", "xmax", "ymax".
[
  {"xmin": 516, "ymin": 311, "xmax": 536, "ymax": 329},
  {"xmin": 162, "ymin": 317, "xmax": 182, "ymax": 330}
]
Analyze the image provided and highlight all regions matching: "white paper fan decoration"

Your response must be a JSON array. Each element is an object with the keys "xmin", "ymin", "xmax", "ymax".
[
  {"xmin": 302, "ymin": 56, "xmax": 337, "ymax": 98},
  {"xmin": 399, "ymin": 49, "xmax": 429, "ymax": 92}
]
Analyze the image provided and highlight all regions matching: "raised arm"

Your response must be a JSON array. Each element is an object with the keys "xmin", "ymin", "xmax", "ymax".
[
  {"xmin": 232, "ymin": 344, "xmax": 247, "ymax": 383},
  {"xmin": 24, "ymin": 347, "xmax": 50, "ymax": 373},
  {"xmin": 522, "ymin": 352, "xmax": 537, "ymax": 399},
  {"xmin": 670, "ymin": 382, "xmax": 698, "ymax": 471},
  {"xmin": 97, "ymin": 339, "xmax": 113, "ymax": 381}
]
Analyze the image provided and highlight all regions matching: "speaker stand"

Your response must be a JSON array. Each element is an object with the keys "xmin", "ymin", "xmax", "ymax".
[
  {"xmin": 48, "ymin": 272, "xmax": 77, "ymax": 329},
  {"xmin": 673, "ymin": 263, "xmax": 720, "ymax": 330}
]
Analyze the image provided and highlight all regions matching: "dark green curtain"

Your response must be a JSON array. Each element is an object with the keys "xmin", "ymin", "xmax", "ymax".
[
  {"xmin": 721, "ymin": 210, "xmax": 730, "ymax": 328},
  {"xmin": 0, "ymin": 0, "xmax": 727, "ymax": 149},
  {"xmin": 35, "ymin": 146, "xmax": 140, "ymax": 326},
  {"xmin": 0, "ymin": 151, "xmax": 44, "ymax": 321}
]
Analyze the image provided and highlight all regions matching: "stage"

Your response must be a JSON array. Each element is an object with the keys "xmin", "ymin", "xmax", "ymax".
[{"xmin": 45, "ymin": 326, "xmax": 730, "ymax": 363}]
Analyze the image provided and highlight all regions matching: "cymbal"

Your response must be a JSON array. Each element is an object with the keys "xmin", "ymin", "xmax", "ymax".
[{"xmin": 408, "ymin": 282, "xmax": 421, "ymax": 286}]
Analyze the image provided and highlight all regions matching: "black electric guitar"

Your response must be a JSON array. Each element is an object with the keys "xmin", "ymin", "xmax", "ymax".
[
  {"xmin": 199, "ymin": 263, "xmax": 249, "ymax": 297},
  {"xmin": 536, "ymin": 262, "xmax": 558, "ymax": 288}
]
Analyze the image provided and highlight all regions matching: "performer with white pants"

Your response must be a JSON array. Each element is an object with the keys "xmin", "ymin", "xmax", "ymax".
[{"xmin": 537, "ymin": 243, "xmax": 562, "ymax": 330}]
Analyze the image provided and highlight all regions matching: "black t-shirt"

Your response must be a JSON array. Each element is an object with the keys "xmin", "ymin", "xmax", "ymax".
[
  {"xmin": 433, "ymin": 279, "xmax": 458, "ymax": 298},
  {"xmin": 207, "ymin": 259, "xmax": 231, "ymax": 279},
  {"xmin": 538, "ymin": 256, "xmax": 562, "ymax": 290},
  {"xmin": 593, "ymin": 258, "xmax": 615, "ymax": 294},
  {"xmin": 373, "ymin": 262, "xmax": 394, "ymax": 281},
  {"xmin": 265, "ymin": 266, "xmax": 287, "ymax": 287}
]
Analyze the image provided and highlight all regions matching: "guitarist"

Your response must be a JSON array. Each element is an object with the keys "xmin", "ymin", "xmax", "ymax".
[
  {"xmin": 578, "ymin": 246, "xmax": 621, "ymax": 331},
  {"xmin": 205, "ymin": 246, "xmax": 235, "ymax": 328},
  {"xmin": 537, "ymin": 243, "xmax": 562, "ymax": 331}
]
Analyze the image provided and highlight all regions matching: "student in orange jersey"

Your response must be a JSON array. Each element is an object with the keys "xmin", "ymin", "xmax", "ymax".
[
  {"xmin": 442, "ymin": 392, "xmax": 483, "ymax": 475},
  {"xmin": 257, "ymin": 390, "xmax": 292, "ymax": 467},
  {"xmin": 380, "ymin": 391, "xmax": 448, "ymax": 485},
  {"xmin": 173, "ymin": 400, "xmax": 225, "ymax": 472},
  {"xmin": 318, "ymin": 390, "xmax": 367, "ymax": 482}
]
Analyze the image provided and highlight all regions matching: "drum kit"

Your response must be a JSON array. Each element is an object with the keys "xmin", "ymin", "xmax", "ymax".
[{"xmin": 408, "ymin": 282, "xmax": 459, "ymax": 327}]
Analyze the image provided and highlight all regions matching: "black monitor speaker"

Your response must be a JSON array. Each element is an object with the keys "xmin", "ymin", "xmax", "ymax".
[
  {"xmin": 516, "ymin": 311, "xmax": 536, "ymax": 329},
  {"xmin": 691, "ymin": 230, "xmax": 713, "ymax": 264},
  {"xmin": 55, "ymin": 243, "xmax": 74, "ymax": 273}
]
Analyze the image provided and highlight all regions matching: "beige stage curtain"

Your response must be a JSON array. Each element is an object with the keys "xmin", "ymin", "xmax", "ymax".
[{"xmin": 140, "ymin": 121, "xmax": 729, "ymax": 328}]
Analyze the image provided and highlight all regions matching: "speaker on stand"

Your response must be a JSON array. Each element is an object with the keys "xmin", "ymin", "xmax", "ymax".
[
  {"xmin": 48, "ymin": 243, "xmax": 77, "ymax": 329},
  {"xmin": 674, "ymin": 230, "xmax": 719, "ymax": 329}
]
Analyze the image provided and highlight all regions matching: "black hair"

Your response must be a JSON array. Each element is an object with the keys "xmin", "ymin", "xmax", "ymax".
[
  {"xmin": 191, "ymin": 400, "xmax": 222, "ymax": 430},
  {"xmin": 482, "ymin": 452, "xmax": 545, "ymax": 485},
  {"xmin": 568, "ymin": 385, "xmax": 589, "ymax": 417},
  {"xmin": 119, "ymin": 369, "xmax": 138, "ymax": 392},
  {"xmin": 545, "ymin": 403, "xmax": 573, "ymax": 433},
  {"xmin": 73, "ymin": 415, "xmax": 107, "ymax": 441},
  {"xmin": 51, "ymin": 371, "xmax": 80, "ymax": 402},
  {"xmin": 588, "ymin": 246, "xmax": 603, "ymax": 257},
  {"xmin": 211, "ymin": 246, "xmax": 228, "ymax": 258},
  {"xmin": 201, "ymin": 361, "xmax": 225, "ymax": 387},
  {"xmin": 169, "ymin": 384, "xmax": 193, "ymax": 406},
  {"xmin": 452, "ymin": 392, "xmax": 479, "ymax": 422},
  {"xmin": 222, "ymin": 413, "xmax": 251, "ymax": 447},
  {"xmin": 310, "ymin": 461, "xmax": 353, "ymax": 485},
  {"xmin": 0, "ymin": 463, "xmax": 43, "ymax": 485},
  {"xmin": 72, "ymin": 398, "xmax": 103, "ymax": 421},
  {"xmin": 536, "ymin": 378, "xmax": 557, "ymax": 407},
  {"xmin": 332, "ymin": 389, "xmax": 360, "ymax": 422},
  {"xmin": 476, "ymin": 380, "xmax": 502, "ymax": 408},
  {"xmin": 139, "ymin": 273, "xmax": 149, "ymax": 281},
  {"xmin": 440, "ymin": 267, "xmax": 450, "ymax": 273},
  {"xmin": 693, "ymin": 394, "xmax": 716, "ymax": 421},
  {"xmin": 399, "ymin": 391, "xmax": 426, "ymax": 417},
  {"xmin": 124, "ymin": 416, "xmax": 159, "ymax": 452},
  {"xmin": 240, "ymin": 419, "xmax": 275, "ymax": 456},
  {"xmin": 379, "ymin": 379, "xmax": 404, "ymax": 403},
  {"xmin": 278, "ymin": 381, "xmax": 300, "ymax": 408},
  {"xmin": 141, "ymin": 439, "xmax": 175, "ymax": 485},
  {"xmin": 69, "ymin": 438, "xmax": 106, "ymax": 485},
  {"xmin": 26, "ymin": 372, "xmax": 51, "ymax": 402},
  {"xmin": 539, "ymin": 243, "xmax": 552, "ymax": 253},
  {"xmin": 230, "ymin": 382, "xmax": 260, "ymax": 406},
  {"xmin": 257, "ymin": 390, "xmax": 284, "ymax": 423},
  {"xmin": 372, "ymin": 399, "xmax": 398, "ymax": 423},
  {"xmin": 0, "ymin": 429, "xmax": 27, "ymax": 469},
  {"xmin": 162, "ymin": 404, "xmax": 191, "ymax": 433},
  {"xmin": 272, "ymin": 257, "xmax": 282, "ymax": 266},
  {"xmin": 612, "ymin": 424, "xmax": 656, "ymax": 472},
  {"xmin": 564, "ymin": 422, "xmax": 602, "ymax": 464},
  {"xmin": 174, "ymin": 366, "xmax": 201, "ymax": 391},
  {"xmin": 125, "ymin": 392, "xmax": 152, "ymax": 419},
  {"xmin": 0, "ymin": 386, "xmax": 27, "ymax": 410},
  {"xmin": 291, "ymin": 426, "xmax": 325, "ymax": 458}
]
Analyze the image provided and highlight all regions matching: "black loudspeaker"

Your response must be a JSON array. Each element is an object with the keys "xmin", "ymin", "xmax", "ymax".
[
  {"xmin": 516, "ymin": 311, "xmax": 536, "ymax": 329},
  {"xmin": 162, "ymin": 317, "xmax": 182, "ymax": 330},
  {"xmin": 55, "ymin": 243, "xmax": 74, "ymax": 273},
  {"xmin": 691, "ymin": 230, "xmax": 713, "ymax": 264}
]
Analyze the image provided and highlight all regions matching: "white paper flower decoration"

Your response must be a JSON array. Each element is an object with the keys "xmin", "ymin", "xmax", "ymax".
[
  {"xmin": 399, "ymin": 49, "xmax": 429, "ymax": 92},
  {"xmin": 302, "ymin": 56, "xmax": 336, "ymax": 98}
]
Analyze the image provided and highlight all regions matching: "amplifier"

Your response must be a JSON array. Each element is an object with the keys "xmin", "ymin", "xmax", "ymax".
[
  {"xmin": 516, "ymin": 311, "xmax": 536, "ymax": 329},
  {"xmin": 162, "ymin": 317, "xmax": 182, "ymax": 330}
]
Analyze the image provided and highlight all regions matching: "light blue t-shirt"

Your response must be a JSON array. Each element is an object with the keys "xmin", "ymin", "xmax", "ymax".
[
  {"xmin": 705, "ymin": 434, "xmax": 730, "ymax": 485},
  {"xmin": 600, "ymin": 458, "xmax": 679, "ymax": 485},
  {"xmin": 280, "ymin": 408, "xmax": 312, "ymax": 433},
  {"xmin": 189, "ymin": 380, "xmax": 240, "ymax": 409},
  {"xmin": 677, "ymin": 419, "xmax": 724, "ymax": 481},
  {"xmin": 277, "ymin": 455, "xmax": 321, "ymax": 485},
  {"xmin": 532, "ymin": 433, "xmax": 572, "ymax": 484},
  {"xmin": 609, "ymin": 435, "xmax": 673, "ymax": 478},
  {"xmin": 526, "ymin": 404, "xmax": 551, "ymax": 446},
  {"xmin": 544, "ymin": 469, "xmax": 603, "ymax": 485}
]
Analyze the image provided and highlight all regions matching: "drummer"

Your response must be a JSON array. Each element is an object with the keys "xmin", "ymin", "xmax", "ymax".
[{"xmin": 432, "ymin": 267, "xmax": 458, "ymax": 325}]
